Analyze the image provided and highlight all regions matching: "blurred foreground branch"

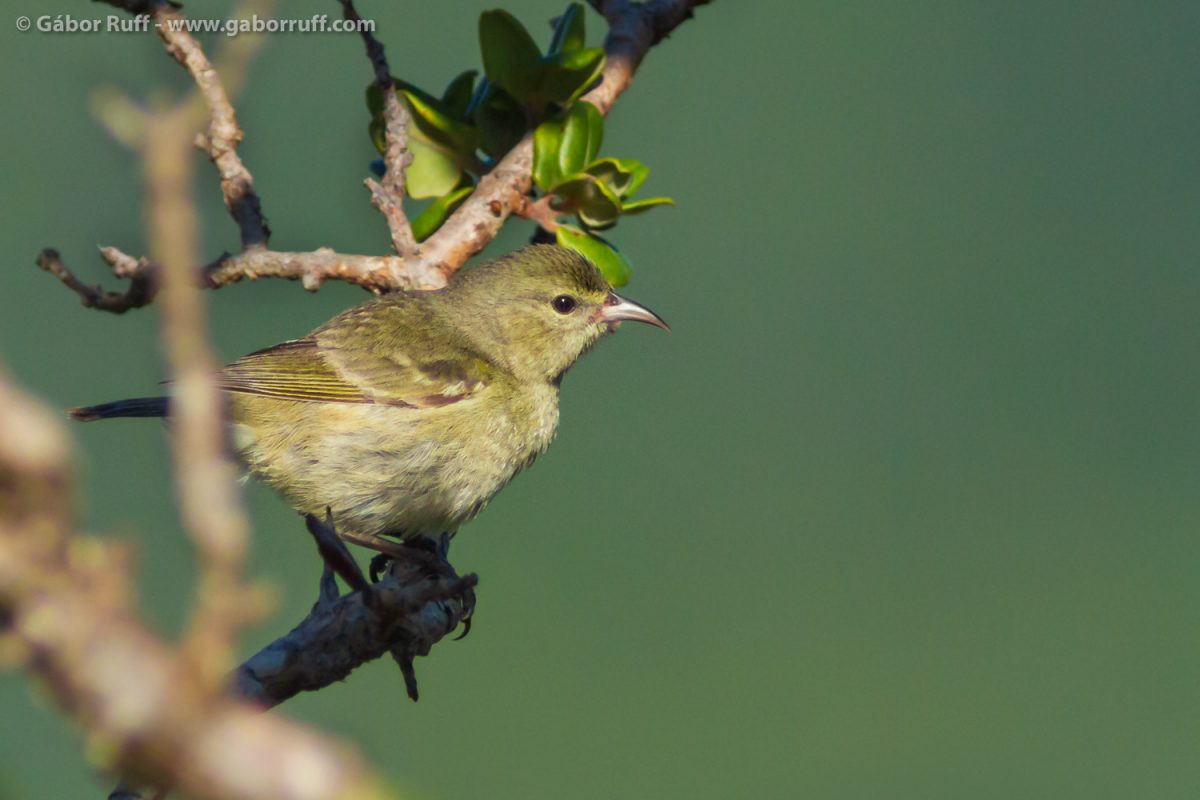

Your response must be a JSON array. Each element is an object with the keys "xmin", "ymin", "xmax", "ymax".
[{"xmin": 0, "ymin": 369, "xmax": 393, "ymax": 800}]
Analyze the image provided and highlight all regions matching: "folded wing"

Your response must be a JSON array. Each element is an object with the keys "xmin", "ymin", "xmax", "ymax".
[{"xmin": 220, "ymin": 336, "xmax": 493, "ymax": 409}]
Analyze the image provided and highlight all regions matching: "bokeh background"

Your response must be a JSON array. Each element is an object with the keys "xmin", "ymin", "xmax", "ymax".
[{"xmin": 3, "ymin": 1, "xmax": 1199, "ymax": 797}]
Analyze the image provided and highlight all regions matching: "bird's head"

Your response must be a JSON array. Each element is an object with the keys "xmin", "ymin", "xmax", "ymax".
[{"xmin": 447, "ymin": 245, "xmax": 668, "ymax": 384}]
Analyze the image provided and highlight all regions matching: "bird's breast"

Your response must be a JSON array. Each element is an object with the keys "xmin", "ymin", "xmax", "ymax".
[{"xmin": 230, "ymin": 382, "xmax": 560, "ymax": 539}]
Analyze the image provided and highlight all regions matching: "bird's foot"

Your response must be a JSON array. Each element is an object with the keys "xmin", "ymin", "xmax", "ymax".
[
  {"xmin": 387, "ymin": 534, "xmax": 474, "ymax": 639},
  {"xmin": 368, "ymin": 553, "xmax": 392, "ymax": 583}
]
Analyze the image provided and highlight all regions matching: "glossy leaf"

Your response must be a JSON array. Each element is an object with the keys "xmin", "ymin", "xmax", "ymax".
[
  {"xmin": 411, "ymin": 183, "xmax": 474, "ymax": 241},
  {"xmin": 552, "ymin": 175, "xmax": 622, "ymax": 229},
  {"xmin": 366, "ymin": 81, "xmax": 387, "ymax": 116},
  {"xmin": 584, "ymin": 157, "xmax": 647, "ymax": 199},
  {"xmin": 547, "ymin": 3, "xmax": 586, "ymax": 56},
  {"xmin": 368, "ymin": 117, "xmax": 387, "ymax": 155},
  {"xmin": 441, "ymin": 70, "xmax": 478, "ymax": 120},
  {"xmin": 475, "ymin": 85, "xmax": 527, "ymax": 159},
  {"xmin": 558, "ymin": 101, "xmax": 603, "ymax": 178},
  {"xmin": 479, "ymin": 10, "xmax": 542, "ymax": 105},
  {"xmin": 555, "ymin": 225, "xmax": 632, "ymax": 287},
  {"xmin": 398, "ymin": 88, "xmax": 478, "ymax": 156},
  {"xmin": 541, "ymin": 48, "xmax": 606, "ymax": 109},
  {"xmin": 620, "ymin": 196, "xmax": 675, "ymax": 214},
  {"xmin": 533, "ymin": 118, "xmax": 565, "ymax": 192},
  {"xmin": 406, "ymin": 137, "xmax": 462, "ymax": 199}
]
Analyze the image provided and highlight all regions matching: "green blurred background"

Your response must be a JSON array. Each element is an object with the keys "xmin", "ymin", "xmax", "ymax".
[{"xmin": 3, "ymin": 1, "xmax": 1200, "ymax": 797}]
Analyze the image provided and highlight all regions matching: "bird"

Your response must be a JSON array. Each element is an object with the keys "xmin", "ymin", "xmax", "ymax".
[{"xmin": 70, "ymin": 245, "xmax": 668, "ymax": 556}]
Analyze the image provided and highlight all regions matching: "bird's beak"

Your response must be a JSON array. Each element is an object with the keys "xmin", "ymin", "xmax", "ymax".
[{"xmin": 602, "ymin": 292, "xmax": 670, "ymax": 332}]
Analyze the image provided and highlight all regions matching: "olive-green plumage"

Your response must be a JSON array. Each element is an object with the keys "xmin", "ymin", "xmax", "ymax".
[{"xmin": 72, "ymin": 245, "xmax": 667, "ymax": 549}]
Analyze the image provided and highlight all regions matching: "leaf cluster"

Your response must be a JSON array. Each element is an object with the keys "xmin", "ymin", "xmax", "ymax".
[{"xmin": 367, "ymin": 3, "xmax": 672, "ymax": 285}]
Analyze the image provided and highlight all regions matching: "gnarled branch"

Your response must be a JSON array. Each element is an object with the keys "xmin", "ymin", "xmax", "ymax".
[
  {"xmin": 39, "ymin": 0, "xmax": 708, "ymax": 307},
  {"xmin": 235, "ymin": 542, "xmax": 477, "ymax": 709}
]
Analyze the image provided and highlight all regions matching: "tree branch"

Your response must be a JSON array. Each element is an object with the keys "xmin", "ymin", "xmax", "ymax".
[
  {"xmin": 338, "ymin": 0, "xmax": 418, "ymax": 256},
  {"xmin": 0, "ymin": 368, "xmax": 394, "ymax": 800},
  {"xmin": 36, "ymin": 248, "xmax": 156, "ymax": 313},
  {"xmin": 204, "ymin": 248, "xmax": 441, "ymax": 292},
  {"xmin": 40, "ymin": 0, "xmax": 708, "ymax": 308},
  {"xmin": 131, "ymin": 0, "xmax": 270, "ymax": 250},
  {"xmin": 234, "ymin": 549, "xmax": 476, "ymax": 709}
]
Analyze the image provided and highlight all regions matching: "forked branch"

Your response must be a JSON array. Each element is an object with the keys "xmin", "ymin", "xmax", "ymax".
[{"xmin": 38, "ymin": 0, "xmax": 709, "ymax": 305}]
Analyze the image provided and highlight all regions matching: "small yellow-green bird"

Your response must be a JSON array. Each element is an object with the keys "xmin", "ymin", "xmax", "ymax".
[{"xmin": 71, "ymin": 245, "xmax": 667, "ymax": 554}]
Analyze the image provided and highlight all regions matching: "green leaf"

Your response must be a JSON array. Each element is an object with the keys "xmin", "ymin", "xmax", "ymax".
[
  {"xmin": 411, "ymin": 184, "xmax": 474, "ymax": 241},
  {"xmin": 441, "ymin": 71, "xmax": 478, "ymax": 120},
  {"xmin": 541, "ymin": 48, "xmax": 605, "ymax": 109},
  {"xmin": 406, "ymin": 137, "xmax": 463, "ymax": 198},
  {"xmin": 479, "ymin": 10, "xmax": 543, "ymax": 105},
  {"xmin": 368, "ymin": 116, "xmax": 387, "ymax": 155},
  {"xmin": 398, "ymin": 88, "xmax": 478, "ymax": 156},
  {"xmin": 558, "ymin": 101, "xmax": 603, "ymax": 178},
  {"xmin": 547, "ymin": 2, "xmax": 586, "ymax": 56},
  {"xmin": 533, "ymin": 118, "xmax": 565, "ymax": 192},
  {"xmin": 620, "ymin": 196, "xmax": 675, "ymax": 214},
  {"xmin": 555, "ymin": 225, "xmax": 632, "ymax": 287},
  {"xmin": 552, "ymin": 175, "xmax": 622, "ymax": 229},
  {"xmin": 584, "ymin": 157, "xmax": 647, "ymax": 199},
  {"xmin": 366, "ymin": 81, "xmax": 387, "ymax": 116},
  {"xmin": 475, "ymin": 85, "xmax": 527, "ymax": 159}
]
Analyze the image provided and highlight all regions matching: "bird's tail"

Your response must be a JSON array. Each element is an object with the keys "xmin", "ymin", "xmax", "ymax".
[{"xmin": 69, "ymin": 396, "xmax": 169, "ymax": 422}]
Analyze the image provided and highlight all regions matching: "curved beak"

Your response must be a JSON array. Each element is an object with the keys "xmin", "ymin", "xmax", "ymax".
[{"xmin": 602, "ymin": 292, "xmax": 670, "ymax": 332}]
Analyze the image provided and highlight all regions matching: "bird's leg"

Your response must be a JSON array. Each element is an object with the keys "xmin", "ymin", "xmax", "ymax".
[
  {"xmin": 302, "ymin": 510, "xmax": 370, "ymax": 595},
  {"xmin": 334, "ymin": 527, "xmax": 410, "ymax": 558}
]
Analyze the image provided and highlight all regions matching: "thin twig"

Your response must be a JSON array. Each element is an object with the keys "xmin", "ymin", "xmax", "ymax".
[
  {"xmin": 339, "ymin": 0, "xmax": 418, "ymax": 255},
  {"xmin": 515, "ymin": 195, "xmax": 562, "ymax": 233},
  {"xmin": 36, "ymin": 248, "xmax": 156, "ymax": 313}
]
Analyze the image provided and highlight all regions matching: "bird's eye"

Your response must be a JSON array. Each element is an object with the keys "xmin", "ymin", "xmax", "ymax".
[{"xmin": 551, "ymin": 295, "xmax": 578, "ymax": 314}]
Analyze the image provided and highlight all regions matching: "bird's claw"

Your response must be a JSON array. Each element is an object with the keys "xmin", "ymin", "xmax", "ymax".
[{"xmin": 368, "ymin": 553, "xmax": 391, "ymax": 583}]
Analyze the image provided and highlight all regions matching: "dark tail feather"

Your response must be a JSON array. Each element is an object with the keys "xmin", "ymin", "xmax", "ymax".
[{"xmin": 69, "ymin": 397, "xmax": 169, "ymax": 422}]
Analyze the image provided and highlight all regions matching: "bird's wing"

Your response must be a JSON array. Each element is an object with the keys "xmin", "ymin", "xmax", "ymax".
[{"xmin": 220, "ymin": 336, "xmax": 493, "ymax": 408}]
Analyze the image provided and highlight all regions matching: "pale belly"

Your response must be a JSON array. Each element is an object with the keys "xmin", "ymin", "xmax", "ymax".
[{"xmin": 230, "ymin": 388, "xmax": 559, "ymax": 539}]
